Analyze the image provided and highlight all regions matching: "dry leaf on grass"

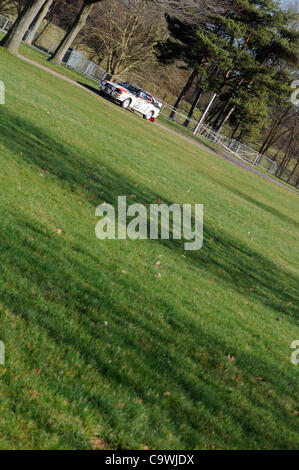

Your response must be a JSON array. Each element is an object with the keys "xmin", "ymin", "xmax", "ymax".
[
  {"xmin": 90, "ymin": 438, "xmax": 110, "ymax": 450},
  {"xmin": 227, "ymin": 354, "xmax": 236, "ymax": 363}
]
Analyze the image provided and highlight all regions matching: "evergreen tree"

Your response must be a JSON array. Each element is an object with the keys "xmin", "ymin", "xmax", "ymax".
[
  {"xmin": 157, "ymin": 0, "xmax": 299, "ymax": 137},
  {"xmin": 156, "ymin": 12, "xmax": 232, "ymax": 120}
]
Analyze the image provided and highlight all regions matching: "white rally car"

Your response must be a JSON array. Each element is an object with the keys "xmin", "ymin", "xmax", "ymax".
[{"xmin": 99, "ymin": 79, "xmax": 162, "ymax": 120}]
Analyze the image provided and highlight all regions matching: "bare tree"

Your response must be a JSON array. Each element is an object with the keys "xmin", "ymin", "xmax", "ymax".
[
  {"xmin": 48, "ymin": 0, "xmax": 103, "ymax": 65},
  {"xmin": 0, "ymin": 0, "xmax": 46, "ymax": 54},
  {"xmin": 284, "ymin": 0, "xmax": 299, "ymax": 29},
  {"xmin": 48, "ymin": 0, "xmax": 225, "ymax": 66},
  {"xmin": 259, "ymin": 105, "xmax": 298, "ymax": 155},
  {"xmin": 13, "ymin": 0, "xmax": 27, "ymax": 14},
  {"xmin": 3, "ymin": 0, "xmax": 27, "ymax": 16},
  {"xmin": 151, "ymin": 0, "xmax": 230, "ymax": 23},
  {"xmin": 0, "ymin": 0, "xmax": 16, "ymax": 16},
  {"xmin": 276, "ymin": 111, "xmax": 299, "ymax": 178},
  {"xmin": 80, "ymin": 0, "xmax": 166, "ymax": 77}
]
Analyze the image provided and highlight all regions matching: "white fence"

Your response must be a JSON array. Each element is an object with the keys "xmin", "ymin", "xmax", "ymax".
[
  {"xmin": 158, "ymin": 101, "xmax": 199, "ymax": 129},
  {"xmin": 195, "ymin": 124, "xmax": 277, "ymax": 174},
  {"xmin": 65, "ymin": 51, "xmax": 106, "ymax": 82},
  {"xmin": 156, "ymin": 105, "xmax": 278, "ymax": 175},
  {"xmin": 30, "ymin": 31, "xmax": 56, "ymax": 55},
  {"xmin": 0, "ymin": 14, "xmax": 13, "ymax": 32}
]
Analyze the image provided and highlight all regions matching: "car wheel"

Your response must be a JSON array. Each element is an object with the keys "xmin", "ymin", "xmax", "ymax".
[
  {"xmin": 144, "ymin": 110, "xmax": 154, "ymax": 120},
  {"xmin": 121, "ymin": 98, "xmax": 131, "ymax": 109}
]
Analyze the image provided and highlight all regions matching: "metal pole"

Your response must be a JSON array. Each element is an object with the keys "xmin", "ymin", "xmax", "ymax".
[{"xmin": 193, "ymin": 93, "xmax": 217, "ymax": 135}]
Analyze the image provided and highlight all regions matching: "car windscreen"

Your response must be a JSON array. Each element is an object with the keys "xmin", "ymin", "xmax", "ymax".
[{"xmin": 127, "ymin": 85, "xmax": 140, "ymax": 96}]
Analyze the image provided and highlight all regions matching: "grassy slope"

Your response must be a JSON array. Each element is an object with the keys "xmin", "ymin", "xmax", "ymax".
[
  {"xmin": 0, "ymin": 49, "xmax": 298, "ymax": 450},
  {"xmin": 12, "ymin": 40, "xmax": 295, "ymax": 191},
  {"xmin": 157, "ymin": 116, "xmax": 297, "ymax": 191}
]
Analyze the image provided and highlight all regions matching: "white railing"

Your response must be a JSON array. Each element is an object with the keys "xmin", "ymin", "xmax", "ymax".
[
  {"xmin": 0, "ymin": 14, "xmax": 13, "ymax": 32},
  {"xmin": 158, "ymin": 101, "xmax": 199, "ymax": 129}
]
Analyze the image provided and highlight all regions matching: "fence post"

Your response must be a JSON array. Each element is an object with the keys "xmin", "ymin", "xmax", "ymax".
[
  {"xmin": 253, "ymin": 155, "xmax": 261, "ymax": 166},
  {"xmin": 0, "ymin": 341, "xmax": 4, "ymax": 365},
  {"xmin": 84, "ymin": 61, "xmax": 93, "ymax": 76},
  {"xmin": 193, "ymin": 93, "xmax": 217, "ymax": 135},
  {"xmin": 3, "ymin": 18, "xmax": 9, "ymax": 31},
  {"xmin": 0, "ymin": 81, "xmax": 5, "ymax": 104},
  {"xmin": 47, "ymin": 39, "xmax": 53, "ymax": 55}
]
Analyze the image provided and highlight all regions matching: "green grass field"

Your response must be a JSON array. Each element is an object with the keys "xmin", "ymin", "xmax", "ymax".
[{"xmin": 0, "ymin": 48, "xmax": 298, "ymax": 450}]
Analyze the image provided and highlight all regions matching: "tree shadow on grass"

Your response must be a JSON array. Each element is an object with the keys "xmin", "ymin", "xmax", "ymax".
[
  {"xmin": 0, "ymin": 108, "xmax": 152, "ymax": 207},
  {"xmin": 78, "ymin": 81, "xmax": 131, "ymax": 111},
  {"xmin": 0, "ymin": 108, "xmax": 298, "ymax": 448},
  {"xmin": 78, "ymin": 82, "xmax": 105, "ymax": 97},
  {"xmin": 1, "ymin": 106, "xmax": 298, "ymax": 324}
]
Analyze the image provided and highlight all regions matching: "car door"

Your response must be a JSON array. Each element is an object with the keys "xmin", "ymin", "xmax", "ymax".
[
  {"xmin": 132, "ymin": 96, "xmax": 144, "ymax": 112},
  {"xmin": 126, "ymin": 86, "xmax": 142, "ymax": 111},
  {"xmin": 138, "ymin": 92, "xmax": 152, "ymax": 114}
]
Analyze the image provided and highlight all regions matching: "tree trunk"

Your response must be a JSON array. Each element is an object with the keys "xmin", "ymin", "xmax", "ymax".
[
  {"xmin": 231, "ymin": 123, "xmax": 240, "ymax": 140},
  {"xmin": 263, "ymin": 129, "xmax": 293, "ymax": 156},
  {"xmin": 237, "ymin": 129, "xmax": 244, "ymax": 142},
  {"xmin": 205, "ymin": 101, "xmax": 225, "ymax": 126},
  {"xmin": 170, "ymin": 69, "xmax": 197, "ymax": 120},
  {"xmin": 259, "ymin": 107, "xmax": 293, "ymax": 154},
  {"xmin": 276, "ymin": 131, "xmax": 294, "ymax": 177},
  {"xmin": 259, "ymin": 125, "xmax": 277, "ymax": 155},
  {"xmin": 183, "ymin": 87, "xmax": 202, "ymax": 127},
  {"xmin": 25, "ymin": 0, "xmax": 53, "ymax": 46},
  {"xmin": 216, "ymin": 105, "xmax": 236, "ymax": 133},
  {"xmin": 48, "ymin": 1, "xmax": 94, "ymax": 65},
  {"xmin": 0, "ymin": 0, "xmax": 45, "ymax": 54},
  {"xmin": 277, "ymin": 154, "xmax": 292, "ymax": 178},
  {"xmin": 273, "ymin": 147, "xmax": 281, "ymax": 162},
  {"xmin": 211, "ymin": 103, "xmax": 229, "ymax": 129}
]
